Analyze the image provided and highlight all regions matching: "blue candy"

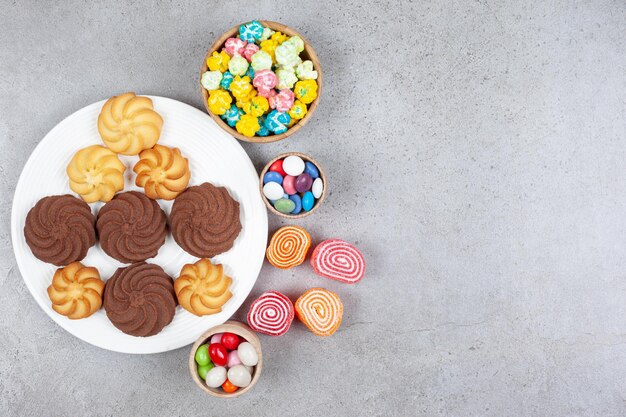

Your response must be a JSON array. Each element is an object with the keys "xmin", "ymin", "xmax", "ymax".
[
  {"xmin": 221, "ymin": 71, "xmax": 234, "ymax": 90},
  {"xmin": 264, "ymin": 110, "xmax": 291, "ymax": 134},
  {"xmin": 302, "ymin": 191, "xmax": 314, "ymax": 211},
  {"xmin": 304, "ymin": 161, "xmax": 319, "ymax": 179},
  {"xmin": 246, "ymin": 66, "xmax": 255, "ymax": 79},
  {"xmin": 289, "ymin": 194, "xmax": 302, "ymax": 214},
  {"xmin": 256, "ymin": 116, "xmax": 270, "ymax": 136},
  {"xmin": 239, "ymin": 20, "xmax": 264, "ymax": 43},
  {"xmin": 264, "ymin": 171, "xmax": 283, "ymax": 185},
  {"xmin": 221, "ymin": 105, "xmax": 243, "ymax": 127}
]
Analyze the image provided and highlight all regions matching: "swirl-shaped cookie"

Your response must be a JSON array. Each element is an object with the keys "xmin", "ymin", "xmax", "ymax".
[
  {"xmin": 295, "ymin": 288, "xmax": 343, "ymax": 337},
  {"xmin": 133, "ymin": 144, "xmax": 191, "ymax": 200},
  {"xmin": 97, "ymin": 92, "xmax": 163, "ymax": 155},
  {"xmin": 47, "ymin": 262, "xmax": 105, "ymax": 319},
  {"xmin": 174, "ymin": 258, "xmax": 232, "ymax": 316},
  {"xmin": 266, "ymin": 226, "xmax": 311, "ymax": 269},
  {"xmin": 24, "ymin": 195, "xmax": 96, "ymax": 266},
  {"xmin": 96, "ymin": 191, "xmax": 167, "ymax": 263},
  {"xmin": 170, "ymin": 183, "xmax": 242, "ymax": 258},
  {"xmin": 103, "ymin": 262, "xmax": 177, "ymax": 337},
  {"xmin": 67, "ymin": 145, "xmax": 126, "ymax": 203}
]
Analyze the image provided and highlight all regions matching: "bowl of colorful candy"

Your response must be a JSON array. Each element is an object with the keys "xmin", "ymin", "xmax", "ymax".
[
  {"xmin": 189, "ymin": 321, "xmax": 262, "ymax": 398},
  {"xmin": 200, "ymin": 20, "xmax": 322, "ymax": 143},
  {"xmin": 260, "ymin": 152, "xmax": 327, "ymax": 218}
]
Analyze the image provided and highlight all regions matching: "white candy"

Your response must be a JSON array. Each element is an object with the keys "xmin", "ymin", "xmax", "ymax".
[
  {"xmin": 312, "ymin": 178, "xmax": 323, "ymax": 198},
  {"xmin": 205, "ymin": 366, "xmax": 227, "ymax": 388},
  {"xmin": 244, "ymin": 365, "xmax": 254, "ymax": 375},
  {"xmin": 237, "ymin": 342, "xmax": 259, "ymax": 366},
  {"xmin": 201, "ymin": 71, "xmax": 223, "ymax": 91},
  {"xmin": 227, "ymin": 364, "xmax": 252, "ymax": 388},
  {"xmin": 282, "ymin": 155, "xmax": 305, "ymax": 176},
  {"xmin": 263, "ymin": 182, "xmax": 284, "ymax": 200}
]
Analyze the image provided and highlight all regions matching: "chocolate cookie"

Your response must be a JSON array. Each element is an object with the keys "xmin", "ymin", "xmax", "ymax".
[
  {"xmin": 170, "ymin": 182, "xmax": 242, "ymax": 258},
  {"xmin": 24, "ymin": 195, "xmax": 96, "ymax": 266},
  {"xmin": 103, "ymin": 262, "xmax": 176, "ymax": 337},
  {"xmin": 96, "ymin": 191, "xmax": 167, "ymax": 263}
]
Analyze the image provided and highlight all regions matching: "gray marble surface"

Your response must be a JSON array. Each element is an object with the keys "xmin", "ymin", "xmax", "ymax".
[{"xmin": 1, "ymin": 1, "xmax": 625, "ymax": 416}]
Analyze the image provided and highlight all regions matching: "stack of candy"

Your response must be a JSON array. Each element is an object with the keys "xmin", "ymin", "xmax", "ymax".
[
  {"xmin": 202, "ymin": 20, "xmax": 319, "ymax": 138},
  {"xmin": 262, "ymin": 155, "xmax": 324, "ymax": 215},
  {"xmin": 194, "ymin": 332, "xmax": 259, "ymax": 394}
]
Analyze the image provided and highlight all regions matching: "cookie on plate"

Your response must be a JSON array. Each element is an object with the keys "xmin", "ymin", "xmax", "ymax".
[
  {"xmin": 174, "ymin": 258, "xmax": 232, "ymax": 316},
  {"xmin": 133, "ymin": 144, "xmax": 190, "ymax": 200},
  {"xmin": 47, "ymin": 262, "xmax": 105, "ymax": 319},
  {"xmin": 24, "ymin": 195, "xmax": 96, "ymax": 266},
  {"xmin": 66, "ymin": 145, "xmax": 125, "ymax": 203}
]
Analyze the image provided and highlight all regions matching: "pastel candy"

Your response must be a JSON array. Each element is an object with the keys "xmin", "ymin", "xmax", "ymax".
[
  {"xmin": 206, "ymin": 50, "xmax": 231, "ymax": 72},
  {"xmin": 294, "ymin": 79, "xmax": 318, "ymax": 104},
  {"xmin": 266, "ymin": 226, "xmax": 311, "ymax": 269},
  {"xmin": 230, "ymin": 76, "xmax": 253, "ymax": 99},
  {"xmin": 296, "ymin": 60, "xmax": 318, "ymax": 80},
  {"xmin": 247, "ymin": 290, "xmax": 294, "ymax": 336},
  {"xmin": 256, "ymin": 116, "xmax": 270, "ymax": 136},
  {"xmin": 275, "ymin": 43, "xmax": 302, "ymax": 68},
  {"xmin": 288, "ymin": 100, "xmax": 307, "ymax": 120},
  {"xmin": 235, "ymin": 114, "xmax": 260, "ymax": 137},
  {"xmin": 251, "ymin": 50, "xmax": 273, "ymax": 72},
  {"xmin": 263, "ymin": 171, "xmax": 283, "ymax": 185},
  {"xmin": 310, "ymin": 239, "xmax": 366, "ymax": 284},
  {"xmin": 312, "ymin": 177, "xmax": 323, "ymax": 198},
  {"xmin": 295, "ymin": 173, "xmax": 313, "ymax": 193},
  {"xmin": 304, "ymin": 161, "xmax": 319, "ymax": 179},
  {"xmin": 289, "ymin": 194, "xmax": 302, "ymax": 214},
  {"xmin": 208, "ymin": 90, "xmax": 232, "ymax": 115},
  {"xmin": 242, "ymin": 95, "xmax": 269, "ymax": 117},
  {"xmin": 227, "ymin": 350, "xmax": 242, "ymax": 367},
  {"xmin": 270, "ymin": 32, "xmax": 288, "ymax": 44},
  {"xmin": 260, "ymin": 27, "xmax": 275, "ymax": 41},
  {"xmin": 264, "ymin": 110, "xmax": 290, "ymax": 134},
  {"xmin": 282, "ymin": 175, "xmax": 296, "ymax": 194},
  {"xmin": 242, "ymin": 43, "xmax": 260, "ymax": 61},
  {"xmin": 201, "ymin": 70, "xmax": 223, "ymax": 91},
  {"xmin": 269, "ymin": 89, "xmax": 295, "ymax": 113},
  {"xmin": 295, "ymin": 288, "xmax": 343, "ymax": 337},
  {"xmin": 210, "ymin": 333, "xmax": 223, "ymax": 344},
  {"xmin": 220, "ymin": 71, "xmax": 234, "ymax": 90},
  {"xmin": 302, "ymin": 191, "xmax": 314, "ymax": 211},
  {"xmin": 276, "ymin": 67, "xmax": 298, "ymax": 90},
  {"xmin": 282, "ymin": 155, "xmax": 305, "ymax": 176},
  {"xmin": 224, "ymin": 37, "xmax": 247, "ymax": 56},
  {"xmin": 228, "ymin": 54, "xmax": 249, "ymax": 76},
  {"xmin": 274, "ymin": 198, "xmax": 295, "ymax": 214},
  {"xmin": 260, "ymin": 39, "xmax": 278, "ymax": 61},
  {"xmin": 246, "ymin": 66, "xmax": 255, "ymax": 79},
  {"xmin": 239, "ymin": 20, "xmax": 264, "ymax": 43},
  {"xmin": 253, "ymin": 69, "xmax": 277, "ymax": 97},
  {"xmin": 221, "ymin": 105, "xmax": 243, "ymax": 127},
  {"xmin": 263, "ymin": 182, "xmax": 284, "ymax": 200},
  {"xmin": 283, "ymin": 35, "xmax": 304, "ymax": 53}
]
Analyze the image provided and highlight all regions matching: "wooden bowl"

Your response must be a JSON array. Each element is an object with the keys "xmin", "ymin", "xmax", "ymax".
[
  {"xmin": 200, "ymin": 20, "xmax": 322, "ymax": 143},
  {"xmin": 189, "ymin": 321, "xmax": 262, "ymax": 398},
  {"xmin": 259, "ymin": 152, "xmax": 327, "ymax": 218}
]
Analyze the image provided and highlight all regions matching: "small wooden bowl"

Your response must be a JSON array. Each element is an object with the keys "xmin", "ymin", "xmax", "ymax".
[
  {"xmin": 189, "ymin": 321, "xmax": 263, "ymax": 398},
  {"xmin": 200, "ymin": 20, "xmax": 322, "ymax": 143},
  {"xmin": 259, "ymin": 152, "xmax": 327, "ymax": 218}
]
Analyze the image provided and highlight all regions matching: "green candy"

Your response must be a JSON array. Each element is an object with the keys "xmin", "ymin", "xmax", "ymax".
[
  {"xmin": 197, "ymin": 362, "xmax": 214, "ymax": 380},
  {"xmin": 194, "ymin": 344, "xmax": 210, "ymax": 366},
  {"xmin": 274, "ymin": 198, "xmax": 296, "ymax": 214}
]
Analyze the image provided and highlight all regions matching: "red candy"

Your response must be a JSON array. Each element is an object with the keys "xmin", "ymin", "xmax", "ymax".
[
  {"xmin": 247, "ymin": 291, "xmax": 294, "ymax": 336},
  {"xmin": 221, "ymin": 332, "xmax": 241, "ymax": 350},
  {"xmin": 269, "ymin": 159, "xmax": 287, "ymax": 177},
  {"xmin": 209, "ymin": 343, "xmax": 228, "ymax": 366},
  {"xmin": 310, "ymin": 239, "xmax": 366, "ymax": 284}
]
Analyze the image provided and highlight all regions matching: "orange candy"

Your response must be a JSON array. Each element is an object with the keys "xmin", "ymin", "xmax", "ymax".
[
  {"xmin": 295, "ymin": 288, "xmax": 343, "ymax": 337},
  {"xmin": 222, "ymin": 379, "xmax": 238, "ymax": 393},
  {"xmin": 266, "ymin": 226, "xmax": 311, "ymax": 269}
]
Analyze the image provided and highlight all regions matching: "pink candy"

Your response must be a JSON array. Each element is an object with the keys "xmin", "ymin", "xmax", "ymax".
[
  {"xmin": 253, "ymin": 70, "xmax": 277, "ymax": 97},
  {"xmin": 227, "ymin": 350, "xmax": 242, "ymax": 367},
  {"xmin": 283, "ymin": 175, "xmax": 297, "ymax": 194},
  {"xmin": 242, "ymin": 43, "xmax": 260, "ymax": 61},
  {"xmin": 269, "ymin": 89, "xmax": 295, "ymax": 112},
  {"xmin": 224, "ymin": 38, "xmax": 247, "ymax": 56}
]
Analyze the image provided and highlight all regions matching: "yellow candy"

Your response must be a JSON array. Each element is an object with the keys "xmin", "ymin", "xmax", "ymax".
[
  {"xmin": 294, "ymin": 80, "xmax": 318, "ymax": 104},
  {"xmin": 288, "ymin": 100, "xmax": 307, "ymax": 120},
  {"xmin": 231, "ymin": 76, "xmax": 253, "ymax": 100},
  {"xmin": 236, "ymin": 114, "xmax": 260, "ymax": 137},
  {"xmin": 207, "ymin": 90, "xmax": 232, "ymax": 115},
  {"xmin": 206, "ymin": 50, "xmax": 230, "ymax": 72},
  {"xmin": 243, "ymin": 96, "xmax": 269, "ymax": 117},
  {"xmin": 288, "ymin": 118, "xmax": 297, "ymax": 128},
  {"xmin": 236, "ymin": 89, "xmax": 257, "ymax": 109},
  {"xmin": 260, "ymin": 39, "xmax": 278, "ymax": 62},
  {"xmin": 271, "ymin": 32, "xmax": 288, "ymax": 44}
]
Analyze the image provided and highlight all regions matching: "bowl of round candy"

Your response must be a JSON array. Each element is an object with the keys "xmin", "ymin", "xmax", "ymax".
[
  {"xmin": 189, "ymin": 321, "xmax": 262, "ymax": 398},
  {"xmin": 200, "ymin": 20, "xmax": 322, "ymax": 143},
  {"xmin": 260, "ymin": 152, "xmax": 326, "ymax": 218}
]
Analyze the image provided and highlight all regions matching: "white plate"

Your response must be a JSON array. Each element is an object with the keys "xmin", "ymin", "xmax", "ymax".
[{"xmin": 11, "ymin": 96, "xmax": 267, "ymax": 354}]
